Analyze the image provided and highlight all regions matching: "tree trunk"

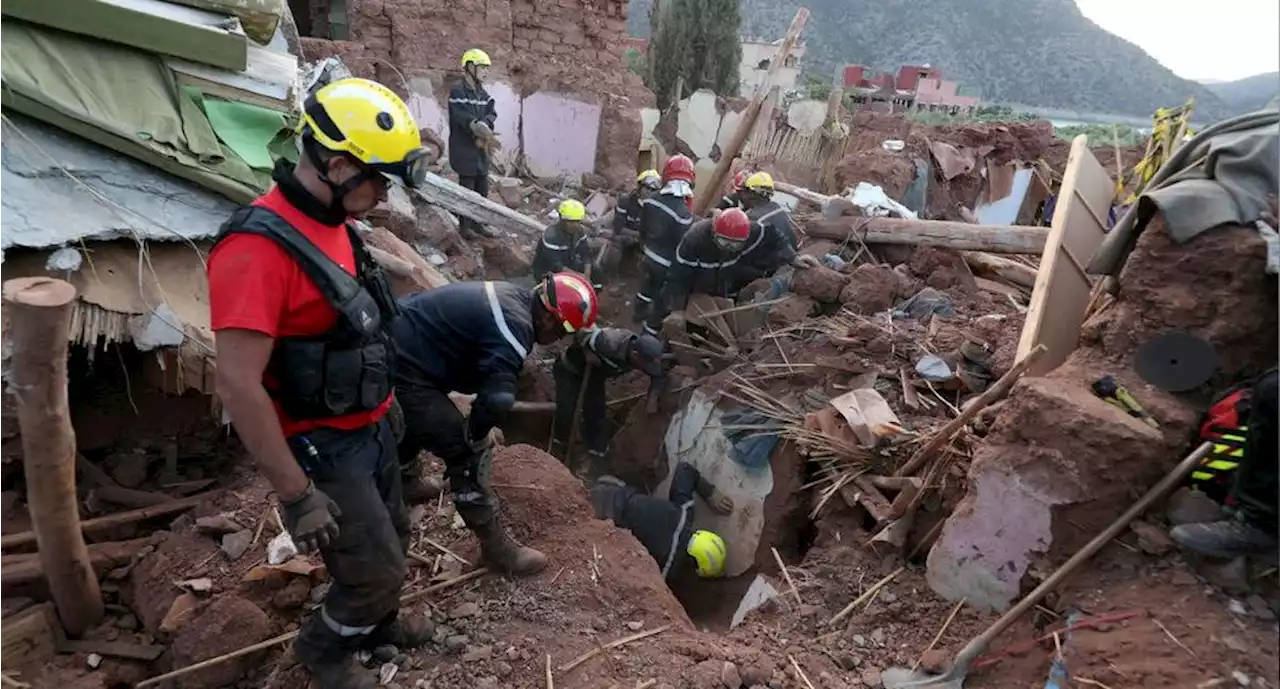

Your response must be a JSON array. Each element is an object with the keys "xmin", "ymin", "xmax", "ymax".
[{"xmin": 3, "ymin": 277, "xmax": 104, "ymax": 635}]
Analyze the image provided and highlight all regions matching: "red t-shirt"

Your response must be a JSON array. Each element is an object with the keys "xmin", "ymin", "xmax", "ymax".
[{"xmin": 208, "ymin": 187, "xmax": 392, "ymax": 437}]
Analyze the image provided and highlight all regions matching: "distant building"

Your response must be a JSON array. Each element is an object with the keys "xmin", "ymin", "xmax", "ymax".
[
  {"xmin": 739, "ymin": 37, "xmax": 805, "ymax": 94},
  {"xmin": 841, "ymin": 62, "xmax": 979, "ymax": 114}
]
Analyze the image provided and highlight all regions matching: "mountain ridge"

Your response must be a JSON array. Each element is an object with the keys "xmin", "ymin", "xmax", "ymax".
[
  {"xmin": 628, "ymin": 0, "xmax": 1239, "ymax": 121},
  {"xmin": 1200, "ymin": 72, "xmax": 1280, "ymax": 114}
]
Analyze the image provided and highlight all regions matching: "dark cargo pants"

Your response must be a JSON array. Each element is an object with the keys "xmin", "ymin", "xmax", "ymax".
[
  {"xmin": 552, "ymin": 359, "xmax": 609, "ymax": 456},
  {"xmin": 290, "ymin": 417, "xmax": 409, "ymax": 663},
  {"xmin": 635, "ymin": 257, "xmax": 668, "ymax": 334},
  {"xmin": 1232, "ymin": 369, "xmax": 1278, "ymax": 532},
  {"xmin": 394, "ymin": 383, "xmax": 497, "ymax": 527},
  {"xmin": 458, "ymin": 175, "xmax": 490, "ymax": 236}
]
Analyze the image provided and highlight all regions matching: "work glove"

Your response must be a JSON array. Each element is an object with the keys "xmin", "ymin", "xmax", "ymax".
[
  {"xmin": 793, "ymin": 254, "xmax": 821, "ymax": 269},
  {"xmin": 464, "ymin": 421, "xmax": 503, "ymax": 454},
  {"xmin": 470, "ymin": 120, "xmax": 494, "ymax": 140},
  {"xmin": 281, "ymin": 481, "xmax": 342, "ymax": 554},
  {"xmin": 707, "ymin": 489, "xmax": 735, "ymax": 515}
]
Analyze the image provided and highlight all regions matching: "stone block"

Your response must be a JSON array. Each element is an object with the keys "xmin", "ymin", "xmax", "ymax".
[{"xmin": 926, "ymin": 376, "xmax": 1164, "ymax": 612}]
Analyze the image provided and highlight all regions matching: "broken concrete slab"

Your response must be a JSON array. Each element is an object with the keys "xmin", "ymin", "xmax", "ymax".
[
  {"xmin": 926, "ymin": 375, "xmax": 1165, "ymax": 612},
  {"xmin": 730, "ymin": 574, "xmax": 781, "ymax": 629},
  {"xmin": 677, "ymin": 89, "xmax": 722, "ymax": 160}
]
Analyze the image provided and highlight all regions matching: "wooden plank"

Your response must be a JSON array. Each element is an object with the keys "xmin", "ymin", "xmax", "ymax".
[
  {"xmin": 2, "ymin": 493, "xmax": 210, "ymax": 550},
  {"xmin": 162, "ymin": 0, "xmax": 282, "ymax": 45},
  {"xmin": 166, "ymin": 44, "xmax": 298, "ymax": 112},
  {"xmin": 2, "ymin": 0, "xmax": 249, "ymax": 72},
  {"xmin": 1, "ymin": 603, "xmax": 59, "ymax": 670},
  {"xmin": 411, "ymin": 173, "xmax": 543, "ymax": 237},
  {"xmin": 694, "ymin": 8, "xmax": 809, "ymax": 214},
  {"xmin": 1, "ymin": 538, "xmax": 152, "ymax": 595},
  {"xmin": 1016, "ymin": 136, "xmax": 1113, "ymax": 375},
  {"xmin": 807, "ymin": 217, "xmax": 1049, "ymax": 254}
]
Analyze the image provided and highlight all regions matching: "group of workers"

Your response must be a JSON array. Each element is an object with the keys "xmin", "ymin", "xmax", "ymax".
[{"xmin": 207, "ymin": 48, "xmax": 746, "ymax": 688}]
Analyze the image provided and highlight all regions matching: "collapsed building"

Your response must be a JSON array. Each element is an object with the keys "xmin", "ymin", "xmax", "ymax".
[{"xmin": 1, "ymin": 1, "xmax": 1278, "ymax": 688}]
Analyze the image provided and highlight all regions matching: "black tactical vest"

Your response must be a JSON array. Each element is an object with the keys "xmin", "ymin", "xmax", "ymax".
[{"xmin": 214, "ymin": 206, "xmax": 400, "ymax": 422}]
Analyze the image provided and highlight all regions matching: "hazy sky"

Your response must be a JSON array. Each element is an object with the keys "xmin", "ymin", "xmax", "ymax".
[{"xmin": 1076, "ymin": 0, "xmax": 1280, "ymax": 82}]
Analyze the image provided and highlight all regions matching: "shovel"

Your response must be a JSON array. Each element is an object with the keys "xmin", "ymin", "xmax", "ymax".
[{"xmin": 882, "ymin": 441, "xmax": 1212, "ymax": 689}]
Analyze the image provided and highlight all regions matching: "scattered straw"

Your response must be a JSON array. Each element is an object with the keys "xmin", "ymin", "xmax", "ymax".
[
  {"xmin": 1153, "ymin": 618, "xmax": 1195, "ymax": 657},
  {"xmin": 788, "ymin": 655, "xmax": 817, "ymax": 689},
  {"xmin": 912, "ymin": 598, "xmax": 965, "ymax": 671},
  {"xmin": 829, "ymin": 567, "xmax": 903, "ymax": 626}
]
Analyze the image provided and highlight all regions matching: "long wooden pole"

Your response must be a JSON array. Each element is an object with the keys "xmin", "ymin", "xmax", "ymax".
[
  {"xmin": 807, "ymin": 216, "xmax": 1049, "ymax": 254},
  {"xmin": 693, "ymin": 8, "xmax": 810, "ymax": 215},
  {"xmin": 3, "ymin": 277, "xmax": 104, "ymax": 635}
]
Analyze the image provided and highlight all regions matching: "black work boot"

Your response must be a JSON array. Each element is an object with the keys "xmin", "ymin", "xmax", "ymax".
[
  {"xmin": 294, "ymin": 616, "xmax": 375, "ymax": 689},
  {"xmin": 1170, "ymin": 517, "xmax": 1279, "ymax": 559},
  {"xmin": 549, "ymin": 439, "xmax": 568, "ymax": 463},
  {"xmin": 368, "ymin": 610, "xmax": 434, "ymax": 651},
  {"xmin": 473, "ymin": 513, "xmax": 548, "ymax": 576}
]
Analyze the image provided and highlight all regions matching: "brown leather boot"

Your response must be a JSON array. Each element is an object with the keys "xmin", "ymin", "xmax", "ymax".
[{"xmin": 473, "ymin": 515, "xmax": 548, "ymax": 575}]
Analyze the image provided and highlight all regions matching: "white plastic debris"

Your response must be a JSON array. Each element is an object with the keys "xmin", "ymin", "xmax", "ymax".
[
  {"xmin": 849, "ymin": 182, "xmax": 918, "ymax": 219},
  {"xmin": 267, "ymin": 531, "xmax": 299, "ymax": 565},
  {"xmin": 46, "ymin": 247, "xmax": 83, "ymax": 272},
  {"xmin": 881, "ymin": 139, "xmax": 906, "ymax": 152},
  {"xmin": 379, "ymin": 662, "xmax": 399, "ymax": 685},
  {"xmin": 916, "ymin": 355, "xmax": 954, "ymax": 382},
  {"xmin": 87, "ymin": 653, "xmax": 103, "ymax": 669},
  {"xmin": 127, "ymin": 302, "xmax": 186, "ymax": 351}
]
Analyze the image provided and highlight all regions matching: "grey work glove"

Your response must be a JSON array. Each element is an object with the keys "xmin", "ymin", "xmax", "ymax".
[
  {"xmin": 470, "ymin": 120, "xmax": 494, "ymax": 140},
  {"xmin": 281, "ymin": 481, "xmax": 342, "ymax": 553},
  {"xmin": 792, "ymin": 254, "xmax": 821, "ymax": 269}
]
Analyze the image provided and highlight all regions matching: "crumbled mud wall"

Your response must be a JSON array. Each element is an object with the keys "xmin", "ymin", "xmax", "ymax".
[{"xmin": 300, "ymin": 0, "xmax": 651, "ymax": 185}]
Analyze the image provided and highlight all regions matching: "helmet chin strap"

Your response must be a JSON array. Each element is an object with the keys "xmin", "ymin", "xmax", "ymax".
[{"xmin": 303, "ymin": 135, "xmax": 374, "ymax": 222}]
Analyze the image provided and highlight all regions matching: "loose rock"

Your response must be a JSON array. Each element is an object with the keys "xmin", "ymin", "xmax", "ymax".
[
  {"xmin": 462, "ymin": 645, "xmax": 493, "ymax": 663},
  {"xmin": 110, "ymin": 450, "xmax": 151, "ymax": 488},
  {"xmin": 840, "ymin": 263, "xmax": 900, "ymax": 314},
  {"xmin": 444, "ymin": 634, "xmax": 470, "ymax": 653},
  {"xmin": 1165, "ymin": 487, "xmax": 1224, "ymax": 525},
  {"xmin": 196, "ymin": 515, "xmax": 244, "ymax": 537},
  {"xmin": 1129, "ymin": 520, "xmax": 1176, "ymax": 555},
  {"xmin": 721, "ymin": 660, "xmax": 743, "ymax": 689},
  {"xmin": 861, "ymin": 666, "xmax": 883, "ymax": 688},
  {"xmin": 87, "ymin": 653, "xmax": 103, "ymax": 669},
  {"xmin": 791, "ymin": 265, "xmax": 849, "ymax": 304},
  {"xmin": 271, "ymin": 578, "xmax": 311, "ymax": 610},
  {"xmin": 919, "ymin": 649, "xmax": 950, "ymax": 673},
  {"xmin": 169, "ymin": 596, "xmax": 272, "ymax": 689},
  {"xmin": 449, "ymin": 601, "xmax": 480, "ymax": 619},
  {"xmin": 220, "ymin": 530, "xmax": 252, "ymax": 561}
]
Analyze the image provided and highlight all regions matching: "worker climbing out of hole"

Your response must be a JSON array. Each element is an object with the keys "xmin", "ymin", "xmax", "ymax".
[
  {"xmin": 658, "ymin": 208, "xmax": 819, "ymax": 334},
  {"xmin": 738, "ymin": 171, "xmax": 799, "ymax": 251},
  {"xmin": 390, "ymin": 272, "xmax": 599, "ymax": 576},
  {"xmin": 550, "ymin": 329, "xmax": 675, "ymax": 472},
  {"xmin": 1171, "ymin": 367, "xmax": 1278, "ymax": 558},
  {"xmin": 590, "ymin": 462, "xmax": 735, "ymax": 581},
  {"xmin": 449, "ymin": 48, "xmax": 500, "ymax": 238},
  {"xmin": 715, "ymin": 168, "xmax": 752, "ymax": 212},
  {"xmin": 635, "ymin": 154, "xmax": 697, "ymax": 333},
  {"xmin": 605, "ymin": 169, "xmax": 662, "ymax": 277},
  {"xmin": 209, "ymin": 78, "xmax": 434, "ymax": 689},
  {"xmin": 531, "ymin": 199, "xmax": 595, "ymax": 281}
]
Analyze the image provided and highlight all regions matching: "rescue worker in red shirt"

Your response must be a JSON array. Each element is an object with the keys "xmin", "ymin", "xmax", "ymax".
[
  {"xmin": 392, "ymin": 272, "xmax": 599, "ymax": 574},
  {"xmin": 208, "ymin": 78, "xmax": 433, "ymax": 689}
]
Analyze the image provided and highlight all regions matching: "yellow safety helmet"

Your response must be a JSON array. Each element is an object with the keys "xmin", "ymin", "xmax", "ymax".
[
  {"xmin": 557, "ymin": 199, "xmax": 586, "ymax": 222},
  {"xmin": 637, "ymin": 169, "xmax": 661, "ymax": 188},
  {"xmin": 462, "ymin": 48, "xmax": 492, "ymax": 68},
  {"xmin": 687, "ymin": 530, "xmax": 727, "ymax": 578},
  {"xmin": 301, "ymin": 78, "xmax": 428, "ymax": 187},
  {"xmin": 743, "ymin": 171, "xmax": 775, "ymax": 193}
]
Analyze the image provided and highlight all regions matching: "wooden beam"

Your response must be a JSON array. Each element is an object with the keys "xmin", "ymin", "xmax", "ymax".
[
  {"xmin": 962, "ymin": 251, "xmax": 1037, "ymax": 288},
  {"xmin": 411, "ymin": 173, "xmax": 543, "ymax": 237},
  {"xmin": 694, "ymin": 8, "xmax": 809, "ymax": 215},
  {"xmin": 807, "ymin": 217, "xmax": 1049, "ymax": 254},
  {"xmin": 1, "ymin": 603, "xmax": 59, "ymax": 671},
  {"xmin": 1, "ymin": 538, "xmax": 152, "ymax": 595},
  {"xmin": 2, "ymin": 493, "xmax": 210, "ymax": 550},
  {"xmin": 3, "ymin": 278, "xmax": 104, "ymax": 635}
]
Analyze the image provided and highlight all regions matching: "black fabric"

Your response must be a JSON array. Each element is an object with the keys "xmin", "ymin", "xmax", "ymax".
[
  {"xmin": 639, "ymin": 259, "xmax": 669, "ymax": 333},
  {"xmin": 391, "ymin": 281, "xmax": 533, "ymax": 396},
  {"xmin": 614, "ymin": 191, "xmax": 645, "ymax": 233},
  {"xmin": 531, "ymin": 220, "xmax": 593, "ymax": 278},
  {"xmin": 214, "ymin": 205, "xmax": 399, "ymax": 421},
  {"xmin": 552, "ymin": 358, "xmax": 609, "ymax": 453},
  {"xmin": 588, "ymin": 462, "xmax": 701, "ymax": 579},
  {"xmin": 394, "ymin": 383, "xmax": 497, "ymax": 525},
  {"xmin": 270, "ymin": 159, "xmax": 347, "ymax": 226},
  {"xmin": 662, "ymin": 220, "xmax": 743, "ymax": 311},
  {"xmin": 746, "ymin": 200, "xmax": 797, "ymax": 250},
  {"xmin": 1231, "ymin": 368, "xmax": 1278, "ymax": 532},
  {"xmin": 716, "ymin": 193, "xmax": 742, "ymax": 211},
  {"xmin": 457, "ymin": 175, "xmax": 490, "ymax": 234},
  {"xmin": 290, "ymin": 418, "xmax": 408, "ymax": 632},
  {"xmin": 639, "ymin": 193, "xmax": 693, "ymax": 265},
  {"xmin": 447, "ymin": 79, "xmax": 496, "ymax": 177}
]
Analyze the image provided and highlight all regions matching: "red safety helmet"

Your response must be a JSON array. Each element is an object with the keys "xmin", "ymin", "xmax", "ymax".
[
  {"xmin": 731, "ymin": 169, "xmax": 749, "ymax": 190},
  {"xmin": 537, "ymin": 271, "xmax": 599, "ymax": 334},
  {"xmin": 712, "ymin": 208, "xmax": 751, "ymax": 241},
  {"xmin": 662, "ymin": 155, "xmax": 696, "ymax": 184}
]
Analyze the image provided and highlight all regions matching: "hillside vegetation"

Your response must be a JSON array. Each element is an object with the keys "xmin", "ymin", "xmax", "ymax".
[
  {"xmin": 628, "ymin": 0, "xmax": 1238, "ymax": 120},
  {"xmin": 1201, "ymin": 72, "xmax": 1280, "ymax": 114}
]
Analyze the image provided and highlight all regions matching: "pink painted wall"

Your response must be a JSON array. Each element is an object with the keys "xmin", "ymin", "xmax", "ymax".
[
  {"xmin": 521, "ymin": 91, "xmax": 602, "ymax": 179},
  {"xmin": 915, "ymin": 78, "xmax": 980, "ymax": 108}
]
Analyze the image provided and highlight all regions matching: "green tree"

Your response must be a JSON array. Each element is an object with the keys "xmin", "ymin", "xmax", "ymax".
[{"xmin": 647, "ymin": 0, "xmax": 743, "ymax": 109}]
